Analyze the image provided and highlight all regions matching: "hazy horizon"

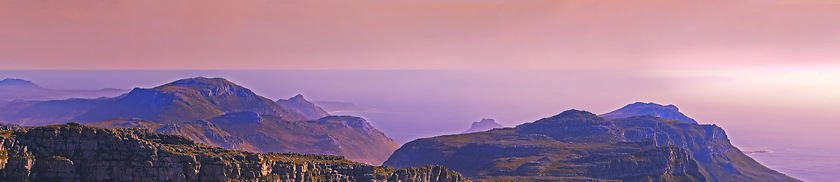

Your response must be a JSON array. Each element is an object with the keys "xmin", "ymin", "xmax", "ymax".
[
  {"xmin": 2, "ymin": 69, "xmax": 837, "ymax": 181},
  {"xmin": 2, "ymin": 0, "xmax": 838, "ymax": 180}
]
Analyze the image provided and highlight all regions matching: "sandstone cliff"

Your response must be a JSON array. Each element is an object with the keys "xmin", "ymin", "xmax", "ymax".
[{"xmin": 0, "ymin": 123, "xmax": 466, "ymax": 182}]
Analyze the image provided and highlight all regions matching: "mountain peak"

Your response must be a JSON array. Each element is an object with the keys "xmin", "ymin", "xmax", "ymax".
[
  {"xmin": 550, "ymin": 109, "xmax": 601, "ymax": 119},
  {"xmin": 0, "ymin": 78, "xmax": 41, "ymax": 88},
  {"xmin": 463, "ymin": 118, "xmax": 503, "ymax": 133},
  {"xmin": 73, "ymin": 77, "xmax": 307, "ymax": 123},
  {"xmin": 158, "ymin": 77, "xmax": 240, "ymax": 90},
  {"xmin": 277, "ymin": 94, "xmax": 329, "ymax": 120},
  {"xmin": 290, "ymin": 94, "xmax": 306, "ymax": 101},
  {"xmin": 628, "ymin": 102, "xmax": 678, "ymax": 111},
  {"xmin": 600, "ymin": 102, "xmax": 697, "ymax": 124}
]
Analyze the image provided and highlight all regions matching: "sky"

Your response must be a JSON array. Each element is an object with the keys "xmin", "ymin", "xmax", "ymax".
[{"xmin": 1, "ymin": 0, "xmax": 840, "ymax": 70}]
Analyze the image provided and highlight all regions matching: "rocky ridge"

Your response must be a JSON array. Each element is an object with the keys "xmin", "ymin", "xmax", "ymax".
[
  {"xmin": 0, "ymin": 123, "xmax": 466, "ymax": 182},
  {"xmin": 385, "ymin": 110, "xmax": 798, "ymax": 182}
]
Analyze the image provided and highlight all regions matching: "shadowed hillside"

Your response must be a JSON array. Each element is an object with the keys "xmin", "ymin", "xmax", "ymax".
[
  {"xmin": 385, "ymin": 110, "xmax": 798, "ymax": 181},
  {"xmin": 0, "ymin": 123, "xmax": 465, "ymax": 182}
]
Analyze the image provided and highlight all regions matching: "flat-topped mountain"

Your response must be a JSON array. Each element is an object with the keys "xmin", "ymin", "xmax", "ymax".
[
  {"xmin": 0, "ymin": 123, "xmax": 466, "ymax": 182},
  {"xmin": 384, "ymin": 110, "xmax": 798, "ymax": 181},
  {"xmin": 73, "ymin": 77, "xmax": 307, "ymax": 123},
  {"xmin": 277, "ymin": 94, "xmax": 330, "ymax": 120},
  {"xmin": 0, "ymin": 78, "xmax": 126, "ymax": 102},
  {"xmin": 462, "ymin": 118, "xmax": 503, "ymax": 133},
  {"xmin": 600, "ymin": 102, "xmax": 698, "ymax": 124}
]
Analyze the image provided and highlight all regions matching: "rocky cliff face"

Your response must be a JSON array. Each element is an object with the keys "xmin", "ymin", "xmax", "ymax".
[
  {"xmin": 0, "ymin": 123, "xmax": 466, "ymax": 182},
  {"xmin": 600, "ymin": 102, "xmax": 698, "ymax": 124},
  {"xmin": 613, "ymin": 115, "xmax": 796, "ymax": 181},
  {"xmin": 385, "ymin": 110, "xmax": 798, "ymax": 182}
]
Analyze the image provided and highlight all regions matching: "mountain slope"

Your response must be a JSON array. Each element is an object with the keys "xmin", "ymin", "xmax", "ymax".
[
  {"xmin": 0, "ymin": 78, "xmax": 126, "ymax": 102},
  {"xmin": 384, "ymin": 110, "xmax": 798, "ymax": 181},
  {"xmin": 5, "ymin": 77, "xmax": 400, "ymax": 165},
  {"xmin": 462, "ymin": 118, "xmax": 503, "ymax": 133},
  {"xmin": 87, "ymin": 111, "xmax": 400, "ymax": 165},
  {"xmin": 0, "ymin": 123, "xmax": 466, "ymax": 182},
  {"xmin": 276, "ymin": 94, "xmax": 330, "ymax": 120},
  {"xmin": 73, "ymin": 77, "xmax": 307, "ymax": 123},
  {"xmin": 600, "ymin": 102, "xmax": 698, "ymax": 123}
]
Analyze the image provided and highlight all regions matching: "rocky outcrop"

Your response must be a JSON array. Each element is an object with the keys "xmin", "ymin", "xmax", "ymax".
[
  {"xmin": 277, "ymin": 94, "xmax": 330, "ymax": 120},
  {"xmin": 0, "ymin": 123, "xmax": 466, "ymax": 182},
  {"xmin": 385, "ymin": 110, "xmax": 798, "ymax": 182},
  {"xmin": 462, "ymin": 119, "xmax": 503, "ymax": 134},
  {"xmin": 600, "ymin": 102, "xmax": 698, "ymax": 124},
  {"xmin": 613, "ymin": 115, "xmax": 797, "ymax": 181}
]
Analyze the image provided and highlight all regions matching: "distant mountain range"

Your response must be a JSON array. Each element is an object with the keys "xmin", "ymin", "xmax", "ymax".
[
  {"xmin": 0, "ymin": 77, "xmax": 398, "ymax": 165},
  {"xmin": 0, "ymin": 77, "xmax": 800, "ymax": 181},
  {"xmin": 600, "ymin": 102, "xmax": 698, "ymax": 124},
  {"xmin": 385, "ymin": 108, "xmax": 798, "ymax": 181},
  {"xmin": 0, "ymin": 123, "xmax": 465, "ymax": 181},
  {"xmin": 0, "ymin": 78, "xmax": 126, "ymax": 101},
  {"xmin": 462, "ymin": 118, "xmax": 503, "ymax": 133}
]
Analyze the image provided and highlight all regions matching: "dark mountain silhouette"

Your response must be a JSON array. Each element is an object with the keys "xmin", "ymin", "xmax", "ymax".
[
  {"xmin": 384, "ymin": 110, "xmax": 798, "ymax": 181},
  {"xmin": 72, "ymin": 77, "xmax": 307, "ymax": 123},
  {"xmin": 0, "ymin": 78, "xmax": 126, "ymax": 101},
  {"xmin": 600, "ymin": 102, "xmax": 698, "ymax": 123},
  {"xmin": 276, "ymin": 94, "xmax": 330, "ymax": 120},
  {"xmin": 0, "ymin": 123, "xmax": 465, "ymax": 181},
  {"xmin": 462, "ymin": 118, "xmax": 503, "ymax": 133}
]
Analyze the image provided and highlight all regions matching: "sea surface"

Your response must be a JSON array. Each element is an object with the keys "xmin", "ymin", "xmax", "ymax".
[{"xmin": 1, "ymin": 70, "xmax": 836, "ymax": 181}]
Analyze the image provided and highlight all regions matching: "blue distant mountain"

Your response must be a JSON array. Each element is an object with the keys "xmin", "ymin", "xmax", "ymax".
[
  {"xmin": 0, "ymin": 78, "xmax": 126, "ymax": 101},
  {"xmin": 599, "ymin": 102, "xmax": 698, "ymax": 124}
]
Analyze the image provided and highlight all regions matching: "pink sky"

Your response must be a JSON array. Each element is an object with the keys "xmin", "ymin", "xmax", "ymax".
[{"xmin": 2, "ymin": 0, "xmax": 839, "ymax": 70}]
